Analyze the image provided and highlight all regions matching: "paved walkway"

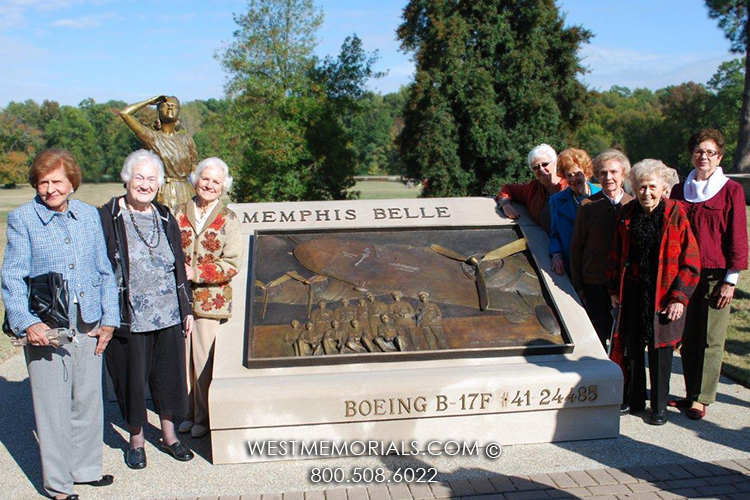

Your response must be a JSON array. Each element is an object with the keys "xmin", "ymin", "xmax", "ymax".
[
  {"xmin": 1, "ymin": 350, "xmax": 748, "ymax": 500},
  {"xmin": 174, "ymin": 459, "xmax": 750, "ymax": 500}
]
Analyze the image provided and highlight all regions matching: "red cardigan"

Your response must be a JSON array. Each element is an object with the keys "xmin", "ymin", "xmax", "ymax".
[
  {"xmin": 496, "ymin": 178, "xmax": 567, "ymax": 225},
  {"xmin": 606, "ymin": 199, "xmax": 700, "ymax": 355},
  {"xmin": 671, "ymin": 180, "xmax": 748, "ymax": 271}
]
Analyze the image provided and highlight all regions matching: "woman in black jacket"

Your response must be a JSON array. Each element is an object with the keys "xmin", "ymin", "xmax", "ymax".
[{"xmin": 99, "ymin": 149, "xmax": 194, "ymax": 469}]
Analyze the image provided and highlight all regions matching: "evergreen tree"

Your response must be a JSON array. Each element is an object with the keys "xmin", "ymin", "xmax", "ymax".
[
  {"xmin": 397, "ymin": 0, "xmax": 591, "ymax": 197},
  {"xmin": 218, "ymin": 0, "xmax": 380, "ymax": 202},
  {"xmin": 705, "ymin": 0, "xmax": 750, "ymax": 171}
]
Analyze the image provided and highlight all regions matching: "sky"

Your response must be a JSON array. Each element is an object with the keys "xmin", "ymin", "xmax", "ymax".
[{"xmin": 0, "ymin": 0, "xmax": 738, "ymax": 107}]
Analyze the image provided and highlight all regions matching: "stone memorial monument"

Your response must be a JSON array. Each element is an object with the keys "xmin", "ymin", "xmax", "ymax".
[{"xmin": 209, "ymin": 197, "xmax": 622, "ymax": 464}]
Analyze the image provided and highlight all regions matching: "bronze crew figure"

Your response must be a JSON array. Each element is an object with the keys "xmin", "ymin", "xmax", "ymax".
[{"xmin": 417, "ymin": 292, "xmax": 449, "ymax": 349}]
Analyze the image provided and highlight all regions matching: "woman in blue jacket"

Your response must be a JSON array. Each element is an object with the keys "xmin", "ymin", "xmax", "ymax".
[
  {"xmin": 1, "ymin": 149, "xmax": 119, "ymax": 500},
  {"xmin": 549, "ymin": 148, "xmax": 601, "ymax": 276}
]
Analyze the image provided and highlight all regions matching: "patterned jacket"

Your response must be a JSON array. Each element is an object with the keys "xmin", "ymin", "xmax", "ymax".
[
  {"xmin": 174, "ymin": 200, "xmax": 242, "ymax": 319},
  {"xmin": 606, "ymin": 199, "xmax": 700, "ymax": 351},
  {"xmin": 2, "ymin": 197, "xmax": 120, "ymax": 335},
  {"xmin": 99, "ymin": 196, "xmax": 192, "ymax": 337}
]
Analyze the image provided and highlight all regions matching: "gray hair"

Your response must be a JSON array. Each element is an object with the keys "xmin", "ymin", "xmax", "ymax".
[
  {"xmin": 121, "ymin": 149, "xmax": 165, "ymax": 187},
  {"xmin": 593, "ymin": 149, "xmax": 631, "ymax": 179},
  {"xmin": 630, "ymin": 159, "xmax": 679, "ymax": 192},
  {"xmin": 189, "ymin": 157, "xmax": 233, "ymax": 193},
  {"xmin": 527, "ymin": 144, "xmax": 557, "ymax": 170}
]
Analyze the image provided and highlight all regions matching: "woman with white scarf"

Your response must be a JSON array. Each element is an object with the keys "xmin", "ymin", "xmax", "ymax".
[{"xmin": 670, "ymin": 129, "xmax": 748, "ymax": 421}]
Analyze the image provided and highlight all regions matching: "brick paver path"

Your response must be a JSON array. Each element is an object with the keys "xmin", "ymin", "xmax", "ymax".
[{"xmin": 154, "ymin": 459, "xmax": 750, "ymax": 500}]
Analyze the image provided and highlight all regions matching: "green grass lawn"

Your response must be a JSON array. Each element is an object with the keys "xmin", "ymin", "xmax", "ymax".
[{"xmin": 1, "ymin": 182, "xmax": 748, "ymax": 391}]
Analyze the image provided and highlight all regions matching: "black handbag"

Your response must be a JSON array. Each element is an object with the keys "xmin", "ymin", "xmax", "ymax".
[{"xmin": 2, "ymin": 272, "xmax": 69, "ymax": 335}]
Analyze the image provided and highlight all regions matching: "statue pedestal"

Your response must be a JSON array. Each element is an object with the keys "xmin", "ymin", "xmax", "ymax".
[
  {"xmin": 727, "ymin": 173, "xmax": 750, "ymax": 203},
  {"xmin": 209, "ymin": 198, "xmax": 622, "ymax": 464}
]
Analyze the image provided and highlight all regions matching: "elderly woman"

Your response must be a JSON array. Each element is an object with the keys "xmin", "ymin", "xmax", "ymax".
[
  {"xmin": 495, "ymin": 144, "xmax": 567, "ymax": 233},
  {"xmin": 670, "ymin": 129, "xmax": 749, "ymax": 420},
  {"xmin": 570, "ymin": 150, "xmax": 633, "ymax": 347},
  {"xmin": 1, "ymin": 149, "xmax": 119, "ymax": 500},
  {"xmin": 173, "ymin": 158, "xmax": 241, "ymax": 439},
  {"xmin": 607, "ymin": 160, "xmax": 700, "ymax": 425},
  {"xmin": 548, "ymin": 148, "xmax": 601, "ymax": 276},
  {"xmin": 99, "ymin": 149, "xmax": 194, "ymax": 469}
]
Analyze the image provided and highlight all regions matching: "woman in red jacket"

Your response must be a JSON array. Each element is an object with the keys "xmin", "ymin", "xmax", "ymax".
[
  {"xmin": 670, "ymin": 129, "xmax": 749, "ymax": 420},
  {"xmin": 607, "ymin": 160, "xmax": 700, "ymax": 426},
  {"xmin": 495, "ymin": 144, "xmax": 567, "ymax": 233}
]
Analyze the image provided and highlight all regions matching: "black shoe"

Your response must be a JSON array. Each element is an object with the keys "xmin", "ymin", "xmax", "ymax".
[
  {"xmin": 649, "ymin": 410, "xmax": 668, "ymax": 426},
  {"xmin": 74, "ymin": 474, "xmax": 114, "ymax": 486},
  {"xmin": 50, "ymin": 495, "xmax": 79, "ymax": 500},
  {"xmin": 620, "ymin": 404, "xmax": 631, "ymax": 415},
  {"xmin": 161, "ymin": 440, "xmax": 194, "ymax": 462},
  {"xmin": 126, "ymin": 447, "xmax": 147, "ymax": 469}
]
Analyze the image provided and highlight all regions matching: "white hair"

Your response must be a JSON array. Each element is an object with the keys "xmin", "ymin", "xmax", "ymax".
[
  {"xmin": 630, "ymin": 159, "xmax": 679, "ymax": 192},
  {"xmin": 120, "ymin": 149, "xmax": 165, "ymax": 187},
  {"xmin": 189, "ymin": 157, "xmax": 233, "ymax": 193},
  {"xmin": 527, "ymin": 144, "xmax": 557, "ymax": 170}
]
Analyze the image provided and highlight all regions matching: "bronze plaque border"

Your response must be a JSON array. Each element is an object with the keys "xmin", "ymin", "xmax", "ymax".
[{"xmin": 242, "ymin": 225, "xmax": 574, "ymax": 368}]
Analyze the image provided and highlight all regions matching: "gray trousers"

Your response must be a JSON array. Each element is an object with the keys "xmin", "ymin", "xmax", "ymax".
[
  {"xmin": 681, "ymin": 269, "xmax": 731, "ymax": 405},
  {"xmin": 24, "ymin": 316, "xmax": 102, "ymax": 497}
]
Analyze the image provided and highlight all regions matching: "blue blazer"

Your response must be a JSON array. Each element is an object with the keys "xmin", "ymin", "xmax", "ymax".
[
  {"xmin": 1, "ymin": 196, "xmax": 120, "ymax": 335},
  {"xmin": 549, "ymin": 183, "xmax": 601, "ymax": 272}
]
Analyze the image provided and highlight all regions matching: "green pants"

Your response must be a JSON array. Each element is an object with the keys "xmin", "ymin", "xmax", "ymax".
[{"xmin": 680, "ymin": 269, "xmax": 731, "ymax": 405}]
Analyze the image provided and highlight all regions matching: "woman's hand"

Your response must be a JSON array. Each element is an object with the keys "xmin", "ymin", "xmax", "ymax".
[
  {"xmin": 663, "ymin": 301, "xmax": 684, "ymax": 322},
  {"xmin": 184, "ymin": 315, "xmax": 194, "ymax": 338},
  {"xmin": 88, "ymin": 326, "xmax": 114, "ymax": 356},
  {"xmin": 551, "ymin": 254, "xmax": 565, "ymax": 276},
  {"xmin": 26, "ymin": 322, "xmax": 51, "ymax": 347},
  {"xmin": 711, "ymin": 282, "xmax": 735, "ymax": 310},
  {"xmin": 502, "ymin": 204, "xmax": 520, "ymax": 220},
  {"xmin": 149, "ymin": 95, "xmax": 167, "ymax": 105},
  {"xmin": 610, "ymin": 295, "xmax": 619, "ymax": 308},
  {"xmin": 185, "ymin": 263, "xmax": 194, "ymax": 282}
]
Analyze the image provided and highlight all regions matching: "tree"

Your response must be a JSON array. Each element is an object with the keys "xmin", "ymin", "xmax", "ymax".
[
  {"xmin": 79, "ymin": 98, "xmax": 140, "ymax": 179},
  {"xmin": 397, "ymin": 0, "xmax": 592, "ymax": 197},
  {"xmin": 218, "ymin": 0, "xmax": 380, "ymax": 202},
  {"xmin": 45, "ymin": 106, "xmax": 105, "ymax": 181},
  {"xmin": 0, "ymin": 108, "xmax": 44, "ymax": 187},
  {"xmin": 705, "ymin": 0, "xmax": 750, "ymax": 171}
]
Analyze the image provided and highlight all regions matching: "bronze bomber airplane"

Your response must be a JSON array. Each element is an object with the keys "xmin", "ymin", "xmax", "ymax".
[{"xmin": 254, "ymin": 237, "xmax": 552, "ymax": 324}]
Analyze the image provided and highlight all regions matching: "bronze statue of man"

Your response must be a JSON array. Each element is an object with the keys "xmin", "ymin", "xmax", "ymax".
[
  {"xmin": 119, "ymin": 95, "xmax": 198, "ymax": 209},
  {"xmin": 286, "ymin": 319, "xmax": 302, "ymax": 357},
  {"xmin": 417, "ymin": 292, "xmax": 449, "ymax": 350},
  {"xmin": 365, "ymin": 292, "xmax": 387, "ymax": 338},
  {"xmin": 322, "ymin": 320, "xmax": 342, "ymax": 355},
  {"xmin": 389, "ymin": 291, "xmax": 419, "ymax": 349},
  {"xmin": 310, "ymin": 301, "xmax": 334, "ymax": 336},
  {"xmin": 376, "ymin": 314, "xmax": 408, "ymax": 352}
]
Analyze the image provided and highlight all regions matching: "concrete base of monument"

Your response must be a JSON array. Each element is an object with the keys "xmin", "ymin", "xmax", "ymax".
[{"xmin": 209, "ymin": 198, "xmax": 623, "ymax": 465}]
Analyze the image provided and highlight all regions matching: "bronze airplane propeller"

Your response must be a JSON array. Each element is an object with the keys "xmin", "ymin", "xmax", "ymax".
[
  {"xmin": 286, "ymin": 271, "xmax": 327, "ymax": 318},
  {"xmin": 255, "ymin": 275, "xmax": 293, "ymax": 318},
  {"xmin": 429, "ymin": 238, "xmax": 528, "ymax": 311}
]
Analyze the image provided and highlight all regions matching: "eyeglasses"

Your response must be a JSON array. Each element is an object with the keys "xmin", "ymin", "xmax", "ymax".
[
  {"xmin": 531, "ymin": 162, "xmax": 550, "ymax": 171},
  {"xmin": 693, "ymin": 149, "xmax": 719, "ymax": 158}
]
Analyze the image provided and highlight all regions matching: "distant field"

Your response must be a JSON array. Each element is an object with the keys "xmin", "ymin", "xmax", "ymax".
[
  {"xmin": 0, "ymin": 183, "xmax": 748, "ymax": 391},
  {"xmin": 348, "ymin": 180, "xmax": 422, "ymax": 199}
]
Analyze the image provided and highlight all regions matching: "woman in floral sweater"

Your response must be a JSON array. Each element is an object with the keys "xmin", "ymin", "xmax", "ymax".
[{"xmin": 174, "ymin": 157, "xmax": 242, "ymax": 438}]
